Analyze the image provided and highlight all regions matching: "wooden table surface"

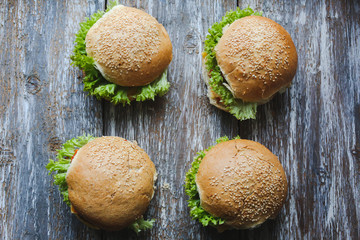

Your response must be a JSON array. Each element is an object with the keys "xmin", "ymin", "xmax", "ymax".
[{"xmin": 1, "ymin": 0, "xmax": 359, "ymax": 239}]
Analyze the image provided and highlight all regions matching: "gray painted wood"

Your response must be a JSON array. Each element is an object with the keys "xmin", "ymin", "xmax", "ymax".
[
  {"xmin": 0, "ymin": 0, "xmax": 105, "ymax": 239},
  {"xmin": 0, "ymin": 0, "xmax": 359, "ymax": 239}
]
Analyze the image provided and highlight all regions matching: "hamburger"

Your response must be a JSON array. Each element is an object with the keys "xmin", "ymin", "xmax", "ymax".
[
  {"xmin": 185, "ymin": 136, "xmax": 288, "ymax": 230},
  {"xmin": 46, "ymin": 135, "xmax": 157, "ymax": 233},
  {"xmin": 71, "ymin": 1, "xmax": 172, "ymax": 105},
  {"xmin": 203, "ymin": 8, "xmax": 298, "ymax": 120}
]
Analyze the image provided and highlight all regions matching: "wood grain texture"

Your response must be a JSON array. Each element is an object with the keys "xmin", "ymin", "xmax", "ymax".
[
  {"xmin": 0, "ymin": 0, "xmax": 359, "ymax": 239},
  {"xmin": 0, "ymin": 0, "xmax": 105, "ymax": 239},
  {"xmin": 237, "ymin": 0, "xmax": 360, "ymax": 239},
  {"xmin": 102, "ymin": 0, "xmax": 240, "ymax": 239}
]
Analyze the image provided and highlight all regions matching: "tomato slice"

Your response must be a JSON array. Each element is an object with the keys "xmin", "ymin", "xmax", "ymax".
[{"xmin": 71, "ymin": 149, "xmax": 79, "ymax": 162}]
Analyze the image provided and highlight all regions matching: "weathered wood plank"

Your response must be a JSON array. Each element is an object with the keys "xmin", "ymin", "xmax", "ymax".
[
  {"xmin": 0, "ymin": 0, "xmax": 359, "ymax": 239},
  {"xmin": 101, "ymin": 0, "xmax": 240, "ymax": 239},
  {"xmin": 237, "ymin": 0, "xmax": 360, "ymax": 239},
  {"xmin": 0, "ymin": 0, "xmax": 104, "ymax": 239}
]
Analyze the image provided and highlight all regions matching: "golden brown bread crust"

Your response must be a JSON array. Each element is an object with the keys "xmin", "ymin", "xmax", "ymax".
[
  {"xmin": 86, "ymin": 5, "xmax": 172, "ymax": 87},
  {"xmin": 66, "ymin": 136, "xmax": 156, "ymax": 231},
  {"xmin": 215, "ymin": 16, "xmax": 298, "ymax": 103},
  {"xmin": 196, "ymin": 139, "xmax": 287, "ymax": 229}
]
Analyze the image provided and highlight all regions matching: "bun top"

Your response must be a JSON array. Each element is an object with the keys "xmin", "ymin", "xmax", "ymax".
[
  {"xmin": 215, "ymin": 16, "xmax": 297, "ymax": 103},
  {"xmin": 196, "ymin": 139, "xmax": 287, "ymax": 229},
  {"xmin": 86, "ymin": 5, "xmax": 172, "ymax": 87},
  {"xmin": 66, "ymin": 136, "xmax": 156, "ymax": 231}
]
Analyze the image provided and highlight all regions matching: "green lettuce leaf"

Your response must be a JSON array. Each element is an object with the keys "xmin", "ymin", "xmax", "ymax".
[
  {"xmin": 136, "ymin": 70, "xmax": 170, "ymax": 101},
  {"xmin": 204, "ymin": 8, "xmax": 261, "ymax": 120},
  {"xmin": 46, "ymin": 134, "xmax": 155, "ymax": 233},
  {"xmin": 184, "ymin": 136, "xmax": 240, "ymax": 227},
  {"xmin": 46, "ymin": 135, "xmax": 96, "ymax": 206},
  {"xmin": 71, "ymin": 1, "xmax": 170, "ymax": 105},
  {"xmin": 129, "ymin": 217, "xmax": 155, "ymax": 234}
]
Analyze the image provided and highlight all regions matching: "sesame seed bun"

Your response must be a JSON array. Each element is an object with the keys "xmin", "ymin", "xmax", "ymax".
[
  {"xmin": 85, "ymin": 5, "xmax": 172, "ymax": 87},
  {"xmin": 196, "ymin": 139, "xmax": 287, "ymax": 229},
  {"xmin": 215, "ymin": 16, "xmax": 297, "ymax": 103},
  {"xmin": 66, "ymin": 136, "xmax": 157, "ymax": 231}
]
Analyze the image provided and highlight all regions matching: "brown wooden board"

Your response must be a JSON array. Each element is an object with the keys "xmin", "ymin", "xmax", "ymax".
[{"xmin": 0, "ymin": 0, "xmax": 359, "ymax": 239}]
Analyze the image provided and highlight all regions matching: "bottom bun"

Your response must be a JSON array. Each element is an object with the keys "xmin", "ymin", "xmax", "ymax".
[
  {"xmin": 202, "ymin": 55, "xmax": 229, "ymax": 112},
  {"xmin": 202, "ymin": 53, "xmax": 288, "ymax": 112}
]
